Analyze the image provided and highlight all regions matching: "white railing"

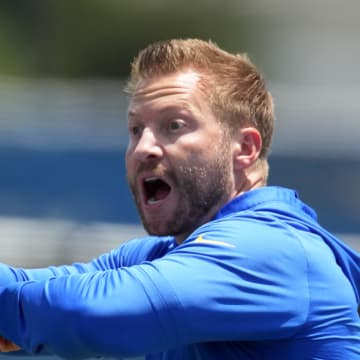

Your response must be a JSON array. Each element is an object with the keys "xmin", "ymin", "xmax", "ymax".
[{"xmin": 0, "ymin": 216, "xmax": 358, "ymax": 268}]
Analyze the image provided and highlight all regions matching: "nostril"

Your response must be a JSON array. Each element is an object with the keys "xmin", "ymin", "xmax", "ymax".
[{"xmin": 134, "ymin": 146, "xmax": 162, "ymax": 162}]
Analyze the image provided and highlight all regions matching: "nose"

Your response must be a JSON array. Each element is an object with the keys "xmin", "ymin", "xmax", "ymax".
[{"xmin": 132, "ymin": 128, "xmax": 163, "ymax": 162}]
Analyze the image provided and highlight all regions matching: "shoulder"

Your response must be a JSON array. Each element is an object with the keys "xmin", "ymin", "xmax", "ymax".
[
  {"xmin": 110, "ymin": 235, "xmax": 176, "ymax": 266},
  {"xmin": 149, "ymin": 212, "xmax": 311, "ymax": 334},
  {"xmin": 168, "ymin": 210, "xmax": 314, "ymax": 293},
  {"xmin": 182, "ymin": 211, "xmax": 307, "ymax": 260}
]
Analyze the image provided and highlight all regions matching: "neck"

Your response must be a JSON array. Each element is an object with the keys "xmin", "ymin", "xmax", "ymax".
[
  {"xmin": 233, "ymin": 160, "xmax": 267, "ymax": 198},
  {"xmin": 175, "ymin": 160, "xmax": 268, "ymax": 245}
]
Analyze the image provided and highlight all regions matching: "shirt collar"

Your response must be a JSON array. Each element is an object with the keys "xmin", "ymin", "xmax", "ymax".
[{"xmin": 214, "ymin": 186, "xmax": 317, "ymax": 221}]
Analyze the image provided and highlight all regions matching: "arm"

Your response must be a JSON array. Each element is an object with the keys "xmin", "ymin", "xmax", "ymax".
[
  {"xmin": 0, "ymin": 235, "xmax": 175, "ymax": 355},
  {"xmin": 0, "ymin": 222, "xmax": 308, "ymax": 359},
  {"xmin": 0, "ymin": 262, "xmax": 99, "ymax": 286},
  {"xmin": 0, "ymin": 235, "xmax": 174, "ymax": 285},
  {"xmin": 0, "ymin": 247, "xmax": 123, "ymax": 355}
]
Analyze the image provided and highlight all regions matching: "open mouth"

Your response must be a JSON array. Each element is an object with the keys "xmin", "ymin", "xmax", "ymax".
[{"xmin": 143, "ymin": 177, "xmax": 171, "ymax": 205}]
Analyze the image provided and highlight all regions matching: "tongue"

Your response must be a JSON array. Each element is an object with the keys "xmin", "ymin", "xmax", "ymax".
[{"xmin": 154, "ymin": 187, "xmax": 170, "ymax": 201}]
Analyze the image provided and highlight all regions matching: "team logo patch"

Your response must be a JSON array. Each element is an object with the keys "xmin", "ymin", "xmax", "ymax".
[{"xmin": 194, "ymin": 234, "xmax": 235, "ymax": 248}]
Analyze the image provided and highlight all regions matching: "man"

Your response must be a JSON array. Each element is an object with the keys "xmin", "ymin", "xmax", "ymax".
[{"xmin": 0, "ymin": 38, "xmax": 359, "ymax": 359}]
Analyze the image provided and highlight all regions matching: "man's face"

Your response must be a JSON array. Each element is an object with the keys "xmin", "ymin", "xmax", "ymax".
[{"xmin": 126, "ymin": 70, "xmax": 235, "ymax": 243}]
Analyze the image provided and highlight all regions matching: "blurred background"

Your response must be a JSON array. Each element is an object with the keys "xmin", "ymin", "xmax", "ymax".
[
  {"xmin": 1, "ymin": 0, "xmax": 359, "ymax": 265},
  {"xmin": 0, "ymin": 0, "xmax": 359, "ymax": 359}
]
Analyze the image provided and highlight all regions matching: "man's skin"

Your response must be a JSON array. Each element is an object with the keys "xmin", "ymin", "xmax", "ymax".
[
  {"xmin": 126, "ymin": 69, "xmax": 263, "ymax": 244},
  {"xmin": 0, "ymin": 336, "xmax": 20, "ymax": 352}
]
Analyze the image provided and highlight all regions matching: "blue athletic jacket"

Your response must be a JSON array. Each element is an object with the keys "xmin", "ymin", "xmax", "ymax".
[{"xmin": 0, "ymin": 186, "xmax": 359, "ymax": 359}]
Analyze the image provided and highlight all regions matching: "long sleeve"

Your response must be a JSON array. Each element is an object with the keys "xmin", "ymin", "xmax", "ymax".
[
  {"xmin": 0, "ymin": 222, "xmax": 311, "ymax": 359},
  {"xmin": 0, "ymin": 236, "xmax": 175, "ymax": 285},
  {"xmin": 0, "ymin": 264, "xmax": 185, "ymax": 359},
  {"xmin": 0, "ymin": 262, "xmax": 99, "ymax": 286}
]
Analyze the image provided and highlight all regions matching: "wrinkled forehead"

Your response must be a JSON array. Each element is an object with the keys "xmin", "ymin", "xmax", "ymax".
[{"xmin": 128, "ymin": 70, "xmax": 210, "ymax": 115}]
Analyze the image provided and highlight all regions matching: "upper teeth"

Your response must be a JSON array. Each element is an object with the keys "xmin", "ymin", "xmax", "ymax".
[{"xmin": 145, "ymin": 177, "xmax": 158, "ymax": 183}]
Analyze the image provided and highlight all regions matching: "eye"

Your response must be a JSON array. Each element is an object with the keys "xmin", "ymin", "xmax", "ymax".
[
  {"xmin": 129, "ymin": 125, "xmax": 142, "ymax": 137},
  {"xmin": 168, "ymin": 119, "xmax": 186, "ymax": 132}
]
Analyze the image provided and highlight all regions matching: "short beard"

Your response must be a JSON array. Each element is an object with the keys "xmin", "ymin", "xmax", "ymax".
[
  {"xmin": 167, "ymin": 160, "xmax": 231, "ymax": 238},
  {"xmin": 129, "ymin": 138, "xmax": 233, "ymax": 240}
]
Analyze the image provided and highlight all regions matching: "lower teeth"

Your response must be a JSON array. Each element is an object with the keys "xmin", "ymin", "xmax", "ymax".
[{"xmin": 148, "ymin": 198, "xmax": 160, "ymax": 205}]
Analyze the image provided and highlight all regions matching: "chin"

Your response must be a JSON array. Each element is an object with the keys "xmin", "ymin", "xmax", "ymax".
[{"xmin": 144, "ymin": 222, "xmax": 170, "ymax": 236}]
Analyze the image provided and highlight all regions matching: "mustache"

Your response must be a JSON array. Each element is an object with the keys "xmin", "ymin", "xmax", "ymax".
[{"xmin": 133, "ymin": 163, "xmax": 169, "ymax": 180}]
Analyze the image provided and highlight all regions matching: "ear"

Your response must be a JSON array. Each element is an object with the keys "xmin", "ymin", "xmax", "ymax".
[{"xmin": 233, "ymin": 127, "xmax": 262, "ymax": 170}]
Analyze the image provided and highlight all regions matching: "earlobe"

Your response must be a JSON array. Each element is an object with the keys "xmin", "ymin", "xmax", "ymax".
[{"xmin": 233, "ymin": 127, "xmax": 262, "ymax": 170}]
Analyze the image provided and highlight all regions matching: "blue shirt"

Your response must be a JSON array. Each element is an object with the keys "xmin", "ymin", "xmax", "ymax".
[{"xmin": 0, "ymin": 186, "xmax": 359, "ymax": 359}]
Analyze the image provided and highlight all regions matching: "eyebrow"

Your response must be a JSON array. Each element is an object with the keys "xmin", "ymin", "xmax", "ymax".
[
  {"xmin": 128, "ymin": 102, "xmax": 198, "ymax": 119},
  {"xmin": 128, "ymin": 109, "xmax": 138, "ymax": 118},
  {"xmin": 159, "ymin": 103, "xmax": 195, "ymax": 115}
]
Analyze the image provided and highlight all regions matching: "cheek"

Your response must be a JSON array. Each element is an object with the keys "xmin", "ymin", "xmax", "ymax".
[
  {"xmin": 125, "ymin": 149, "xmax": 134, "ymax": 174},
  {"xmin": 171, "ymin": 136, "xmax": 206, "ymax": 158}
]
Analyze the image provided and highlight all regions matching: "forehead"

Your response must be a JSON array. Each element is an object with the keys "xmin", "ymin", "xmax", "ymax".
[{"xmin": 128, "ymin": 70, "xmax": 208, "ymax": 116}]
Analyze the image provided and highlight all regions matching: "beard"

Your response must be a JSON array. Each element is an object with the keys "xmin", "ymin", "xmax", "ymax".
[{"xmin": 128, "ymin": 141, "xmax": 233, "ymax": 240}]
